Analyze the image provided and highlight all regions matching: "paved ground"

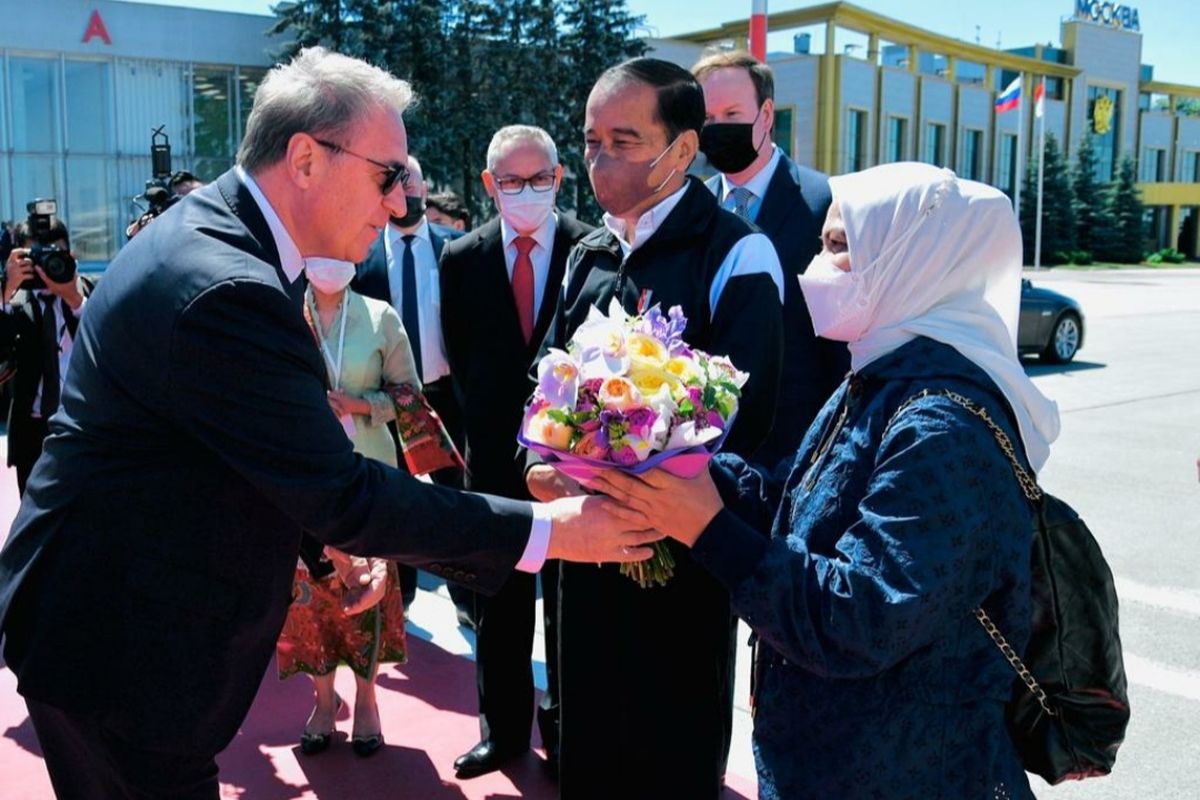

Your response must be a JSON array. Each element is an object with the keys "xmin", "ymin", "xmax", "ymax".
[
  {"xmin": 1, "ymin": 266, "xmax": 1196, "ymax": 797},
  {"xmin": 1019, "ymin": 267, "xmax": 1200, "ymax": 798}
]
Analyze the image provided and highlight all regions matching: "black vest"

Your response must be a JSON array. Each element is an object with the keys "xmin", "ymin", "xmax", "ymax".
[{"xmin": 561, "ymin": 177, "xmax": 753, "ymax": 352}]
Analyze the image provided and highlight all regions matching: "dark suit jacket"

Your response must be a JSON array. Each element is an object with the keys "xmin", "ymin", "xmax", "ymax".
[
  {"xmin": 0, "ymin": 170, "xmax": 532, "ymax": 758},
  {"xmin": 351, "ymin": 220, "xmax": 463, "ymax": 305},
  {"xmin": 0, "ymin": 278, "xmax": 95, "ymax": 469},
  {"xmin": 440, "ymin": 214, "xmax": 594, "ymax": 499},
  {"xmin": 707, "ymin": 154, "xmax": 848, "ymax": 465}
]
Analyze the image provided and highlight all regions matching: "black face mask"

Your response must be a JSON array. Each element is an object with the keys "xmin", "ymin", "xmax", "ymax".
[
  {"xmin": 700, "ymin": 107, "xmax": 768, "ymax": 174},
  {"xmin": 390, "ymin": 195, "xmax": 426, "ymax": 228}
]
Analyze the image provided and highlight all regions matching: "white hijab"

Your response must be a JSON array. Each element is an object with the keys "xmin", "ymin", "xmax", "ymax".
[{"xmin": 827, "ymin": 162, "xmax": 1060, "ymax": 471}]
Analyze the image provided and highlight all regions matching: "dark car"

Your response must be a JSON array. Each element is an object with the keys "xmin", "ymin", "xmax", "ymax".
[{"xmin": 1018, "ymin": 278, "xmax": 1085, "ymax": 363}]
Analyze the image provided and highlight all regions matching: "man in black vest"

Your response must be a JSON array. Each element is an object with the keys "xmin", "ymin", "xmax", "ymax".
[
  {"xmin": 526, "ymin": 58, "xmax": 783, "ymax": 800},
  {"xmin": 0, "ymin": 218, "xmax": 93, "ymax": 495},
  {"xmin": 0, "ymin": 47, "xmax": 659, "ymax": 799},
  {"xmin": 693, "ymin": 50, "xmax": 847, "ymax": 469},
  {"xmin": 442, "ymin": 125, "xmax": 593, "ymax": 778}
]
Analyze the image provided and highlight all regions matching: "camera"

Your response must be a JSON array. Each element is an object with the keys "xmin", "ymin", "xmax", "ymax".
[{"xmin": 7, "ymin": 199, "xmax": 77, "ymax": 291}]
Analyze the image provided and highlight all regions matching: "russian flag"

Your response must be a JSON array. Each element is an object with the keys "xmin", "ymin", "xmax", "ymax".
[{"xmin": 995, "ymin": 76, "xmax": 1021, "ymax": 113}]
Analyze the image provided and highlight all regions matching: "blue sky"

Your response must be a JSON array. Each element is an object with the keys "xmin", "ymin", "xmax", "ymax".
[{"xmin": 138, "ymin": 0, "xmax": 1194, "ymax": 84}]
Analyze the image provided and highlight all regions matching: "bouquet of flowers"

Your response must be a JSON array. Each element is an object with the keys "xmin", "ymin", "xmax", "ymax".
[{"xmin": 518, "ymin": 299, "xmax": 747, "ymax": 588}]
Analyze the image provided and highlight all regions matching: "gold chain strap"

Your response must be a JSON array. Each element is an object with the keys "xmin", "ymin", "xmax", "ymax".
[{"xmin": 886, "ymin": 388, "xmax": 1054, "ymax": 716}]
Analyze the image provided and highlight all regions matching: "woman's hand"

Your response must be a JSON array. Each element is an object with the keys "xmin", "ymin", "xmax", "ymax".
[
  {"xmin": 586, "ymin": 467, "xmax": 725, "ymax": 548},
  {"xmin": 327, "ymin": 390, "xmax": 371, "ymax": 418},
  {"xmin": 526, "ymin": 464, "xmax": 585, "ymax": 501},
  {"xmin": 325, "ymin": 546, "xmax": 390, "ymax": 615}
]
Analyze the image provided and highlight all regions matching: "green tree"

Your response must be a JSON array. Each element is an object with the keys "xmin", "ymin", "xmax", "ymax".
[
  {"xmin": 1071, "ymin": 132, "xmax": 1112, "ymax": 259},
  {"xmin": 559, "ymin": 0, "xmax": 648, "ymax": 219},
  {"xmin": 1096, "ymin": 154, "xmax": 1147, "ymax": 263},
  {"xmin": 1019, "ymin": 131, "xmax": 1076, "ymax": 265}
]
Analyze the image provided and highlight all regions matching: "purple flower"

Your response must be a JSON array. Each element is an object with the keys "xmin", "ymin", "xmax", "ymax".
[
  {"xmin": 611, "ymin": 445, "xmax": 640, "ymax": 467},
  {"xmin": 635, "ymin": 304, "xmax": 689, "ymax": 354},
  {"xmin": 625, "ymin": 407, "xmax": 658, "ymax": 438}
]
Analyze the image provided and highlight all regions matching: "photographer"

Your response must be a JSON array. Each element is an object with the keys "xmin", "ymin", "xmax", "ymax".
[{"xmin": 0, "ymin": 212, "xmax": 93, "ymax": 495}]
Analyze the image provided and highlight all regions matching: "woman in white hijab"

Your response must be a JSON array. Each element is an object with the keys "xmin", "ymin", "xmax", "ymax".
[{"xmin": 591, "ymin": 163, "xmax": 1059, "ymax": 799}]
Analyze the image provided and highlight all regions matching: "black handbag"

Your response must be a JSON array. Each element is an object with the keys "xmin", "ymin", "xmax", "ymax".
[{"xmin": 897, "ymin": 389, "xmax": 1131, "ymax": 784}]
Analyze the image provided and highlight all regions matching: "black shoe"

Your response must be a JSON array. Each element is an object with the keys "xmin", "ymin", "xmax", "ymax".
[
  {"xmin": 541, "ymin": 752, "xmax": 559, "ymax": 780},
  {"xmin": 455, "ymin": 605, "xmax": 477, "ymax": 631},
  {"xmin": 453, "ymin": 740, "xmax": 525, "ymax": 778},
  {"xmin": 351, "ymin": 733, "xmax": 385, "ymax": 758},
  {"xmin": 299, "ymin": 731, "xmax": 333, "ymax": 755}
]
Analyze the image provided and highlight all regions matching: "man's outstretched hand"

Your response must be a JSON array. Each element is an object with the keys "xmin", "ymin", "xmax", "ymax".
[{"xmin": 542, "ymin": 494, "xmax": 662, "ymax": 564}]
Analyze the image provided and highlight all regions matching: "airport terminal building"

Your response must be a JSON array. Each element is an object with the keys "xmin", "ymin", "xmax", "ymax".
[
  {"xmin": 0, "ymin": 1, "xmax": 278, "ymax": 268},
  {"xmin": 653, "ymin": 1, "xmax": 1200, "ymax": 258},
  {"xmin": 1, "ymin": 0, "xmax": 1197, "ymax": 267}
]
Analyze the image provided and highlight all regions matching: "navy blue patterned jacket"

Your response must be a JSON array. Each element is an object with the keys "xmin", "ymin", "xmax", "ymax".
[{"xmin": 693, "ymin": 337, "xmax": 1036, "ymax": 800}]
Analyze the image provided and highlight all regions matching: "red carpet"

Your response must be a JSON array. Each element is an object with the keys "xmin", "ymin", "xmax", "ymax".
[{"xmin": 0, "ymin": 446, "xmax": 756, "ymax": 799}]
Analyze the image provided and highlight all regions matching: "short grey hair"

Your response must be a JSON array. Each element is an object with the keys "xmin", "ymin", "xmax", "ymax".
[
  {"xmin": 238, "ymin": 47, "xmax": 415, "ymax": 172},
  {"xmin": 486, "ymin": 125, "xmax": 558, "ymax": 172}
]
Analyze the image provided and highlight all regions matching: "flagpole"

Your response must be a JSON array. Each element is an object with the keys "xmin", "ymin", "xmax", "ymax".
[
  {"xmin": 1034, "ymin": 77, "xmax": 1046, "ymax": 270},
  {"xmin": 1014, "ymin": 76, "xmax": 1023, "ymax": 217}
]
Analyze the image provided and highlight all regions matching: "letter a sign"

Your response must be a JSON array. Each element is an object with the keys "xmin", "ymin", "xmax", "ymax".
[{"xmin": 83, "ymin": 10, "xmax": 113, "ymax": 45}]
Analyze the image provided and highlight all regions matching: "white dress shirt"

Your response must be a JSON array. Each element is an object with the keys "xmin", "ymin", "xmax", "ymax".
[
  {"xmin": 235, "ymin": 167, "xmax": 552, "ymax": 571},
  {"xmin": 602, "ymin": 182, "xmax": 785, "ymax": 311},
  {"xmin": 384, "ymin": 219, "xmax": 452, "ymax": 384},
  {"xmin": 501, "ymin": 212, "xmax": 558, "ymax": 319},
  {"xmin": 30, "ymin": 293, "xmax": 85, "ymax": 419},
  {"xmin": 718, "ymin": 144, "xmax": 783, "ymax": 223}
]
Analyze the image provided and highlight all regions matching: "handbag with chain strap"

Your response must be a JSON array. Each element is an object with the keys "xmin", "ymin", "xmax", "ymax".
[{"xmin": 891, "ymin": 389, "xmax": 1131, "ymax": 784}]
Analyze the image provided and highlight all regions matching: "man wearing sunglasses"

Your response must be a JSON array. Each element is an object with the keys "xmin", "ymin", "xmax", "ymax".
[
  {"xmin": 440, "ymin": 125, "xmax": 593, "ymax": 779},
  {"xmin": 0, "ymin": 50, "xmax": 657, "ymax": 798}
]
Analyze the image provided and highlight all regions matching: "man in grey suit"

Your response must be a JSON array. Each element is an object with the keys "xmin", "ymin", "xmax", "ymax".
[{"xmin": 0, "ymin": 47, "xmax": 656, "ymax": 799}]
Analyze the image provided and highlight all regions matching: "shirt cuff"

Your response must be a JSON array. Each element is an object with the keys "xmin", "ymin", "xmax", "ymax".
[
  {"xmin": 68, "ymin": 295, "xmax": 86, "ymax": 317},
  {"xmin": 514, "ymin": 503, "xmax": 552, "ymax": 572},
  {"xmin": 690, "ymin": 508, "xmax": 770, "ymax": 590}
]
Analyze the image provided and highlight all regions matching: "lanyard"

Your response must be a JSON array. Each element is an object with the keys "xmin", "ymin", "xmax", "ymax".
[{"xmin": 307, "ymin": 292, "xmax": 349, "ymax": 390}]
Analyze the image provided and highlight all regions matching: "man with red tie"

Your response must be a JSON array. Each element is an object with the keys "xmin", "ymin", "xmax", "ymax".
[{"xmin": 440, "ymin": 125, "xmax": 593, "ymax": 778}]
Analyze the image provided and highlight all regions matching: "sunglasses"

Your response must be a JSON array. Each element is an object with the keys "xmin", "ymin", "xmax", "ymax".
[{"xmin": 313, "ymin": 138, "xmax": 410, "ymax": 195}]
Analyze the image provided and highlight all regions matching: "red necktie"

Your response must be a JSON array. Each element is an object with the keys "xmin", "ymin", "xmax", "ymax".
[{"xmin": 513, "ymin": 236, "xmax": 536, "ymax": 344}]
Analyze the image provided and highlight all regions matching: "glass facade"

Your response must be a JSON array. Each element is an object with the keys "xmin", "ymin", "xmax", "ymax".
[
  {"xmin": 773, "ymin": 107, "xmax": 795, "ymax": 158},
  {"xmin": 998, "ymin": 133, "xmax": 1018, "ymax": 197},
  {"xmin": 847, "ymin": 109, "xmax": 867, "ymax": 172},
  {"xmin": 925, "ymin": 122, "xmax": 946, "ymax": 167},
  {"xmin": 2, "ymin": 54, "xmax": 266, "ymax": 264},
  {"xmin": 887, "ymin": 116, "xmax": 908, "ymax": 163},
  {"xmin": 1140, "ymin": 148, "xmax": 1166, "ymax": 182},
  {"xmin": 1184, "ymin": 151, "xmax": 1200, "ymax": 183},
  {"xmin": 961, "ymin": 129, "xmax": 983, "ymax": 180}
]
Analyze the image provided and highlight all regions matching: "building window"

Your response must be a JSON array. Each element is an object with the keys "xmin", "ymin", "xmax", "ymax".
[
  {"xmin": 9, "ymin": 57, "xmax": 62, "ymax": 153},
  {"xmin": 961, "ymin": 129, "xmax": 983, "ymax": 180},
  {"xmin": 925, "ymin": 122, "xmax": 946, "ymax": 167},
  {"xmin": 65, "ymin": 157, "xmax": 115, "ymax": 262},
  {"xmin": 1088, "ymin": 86, "xmax": 1121, "ymax": 182},
  {"xmin": 1140, "ymin": 148, "xmax": 1166, "ymax": 182},
  {"xmin": 773, "ymin": 106, "xmax": 795, "ymax": 159},
  {"xmin": 193, "ymin": 66, "xmax": 235, "ymax": 181},
  {"xmin": 998, "ymin": 133, "xmax": 1019, "ymax": 197},
  {"xmin": 1183, "ymin": 151, "xmax": 1200, "ymax": 183},
  {"xmin": 887, "ymin": 117, "xmax": 908, "ymax": 162},
  {"xmin": 846, "ymin": 109, "xmax": 868, "ymax": 172},
  {"xmin": 65, "ymin": 60, "xmax": 113, "ymax": 154},
  {"xmin": 237, "ymin": 67, "xmax": 268, "ymax": 142}
]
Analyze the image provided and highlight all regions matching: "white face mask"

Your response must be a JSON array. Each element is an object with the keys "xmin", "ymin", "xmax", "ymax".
[
  {"xmin": 304, "ymin": 258, "xmax": 357, "ymax": 294},
  {"xmin": 497, "ymin": 185, "xmax": 556, "ymax": 233},
  {"xmin": 797, "ymin": 254, "xmax": 872, "ymax": 342}
]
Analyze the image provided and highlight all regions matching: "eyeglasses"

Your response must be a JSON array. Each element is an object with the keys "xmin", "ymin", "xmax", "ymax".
[
  {"xmin": 313, "ymin": 138, "xmax": 410, "ymax": 195},
  {"xmin": 492, "ymin": 171, "xmax": 556, "ymax": 195}
]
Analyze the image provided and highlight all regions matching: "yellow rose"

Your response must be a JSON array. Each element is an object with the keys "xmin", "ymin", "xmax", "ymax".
[
  {"xmin": 630, "ymin": 366, "xmax": 668, "ymax": 396},
  {"xmin": 626, "ymin": 333, "xmax": 668, "ymax": 368},
  {"xmin": 525, "ymin": 408, "xmax": 573, "ymax": 450},
  {"xmin": 664, "ymin": 355, "xmax": 701, "ymax": 383}
]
